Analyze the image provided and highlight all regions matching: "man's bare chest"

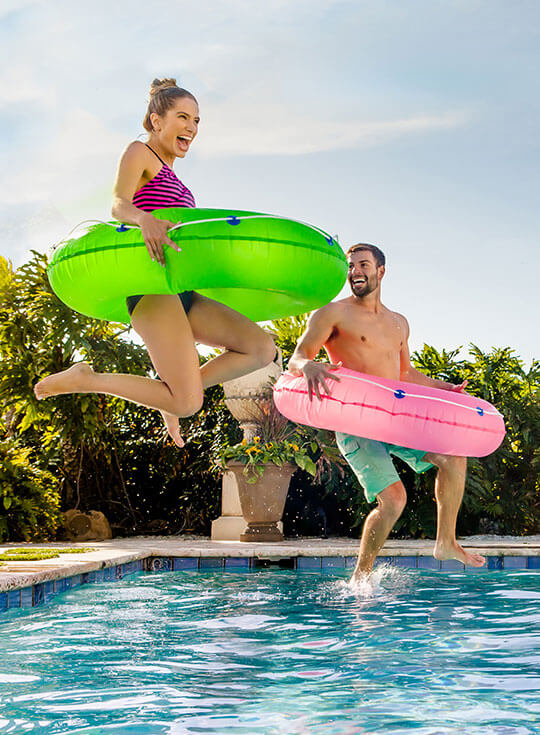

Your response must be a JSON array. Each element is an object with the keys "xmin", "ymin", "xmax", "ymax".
[{"xmin": 328, "ymin": 313, "xmax": 403, "ymax": 352}]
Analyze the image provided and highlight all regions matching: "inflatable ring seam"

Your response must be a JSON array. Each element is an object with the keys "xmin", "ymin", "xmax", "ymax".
[{"xmin": 50, "ymin": 236, "xmax": 345, "ymax": 267}]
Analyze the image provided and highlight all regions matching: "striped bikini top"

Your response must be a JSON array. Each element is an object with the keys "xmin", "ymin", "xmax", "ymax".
[{"xmin": 132, "ymin": 144, "xmax": 196, "ymax": 211}]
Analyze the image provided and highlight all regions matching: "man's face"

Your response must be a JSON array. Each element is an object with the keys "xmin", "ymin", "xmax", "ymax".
[{"xmin": 347, "ymin": 250, "xmax": 383, "ymax": 297}]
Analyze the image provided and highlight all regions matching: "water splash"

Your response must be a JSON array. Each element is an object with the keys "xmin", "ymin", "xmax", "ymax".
[{"xmin": 342, "ymin": 563, "xmax": 414, "ymax": 599}]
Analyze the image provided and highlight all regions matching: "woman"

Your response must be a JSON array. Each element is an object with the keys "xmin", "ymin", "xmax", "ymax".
[{"xmin": 35, "ymin": 78, "xmax": 276, "ymax": 447}]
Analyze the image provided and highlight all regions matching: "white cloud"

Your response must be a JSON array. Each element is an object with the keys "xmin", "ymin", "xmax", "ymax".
[{"xmin": 196, "ymin": 107, "xmax": 470, "ymax": 157}]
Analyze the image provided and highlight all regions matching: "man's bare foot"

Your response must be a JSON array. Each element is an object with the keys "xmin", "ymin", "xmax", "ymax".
[
  {"xmin": 348, "ymin": 573, "xmax": 369, "ymax": 588},
  {"xmin": 348, "ymin": 568, "xmax": 385, "ymax": 598},
  {"xmin": 348, "ymin": 564, "xmax": 374, "ymax": 586},
  {"xmin": 160, "ymin": 410, "xmax": 185, "ymax": 448},
  {"xmin": 434, "ymin": 541, "xmax": 485, "ymax": 567},
  {"xmin": 34, "ymin": 363, "xmax": 94, "ymax": 400}
]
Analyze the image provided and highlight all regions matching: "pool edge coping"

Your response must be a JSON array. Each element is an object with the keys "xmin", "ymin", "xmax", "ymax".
[{"xmin": 1, "ymin": 535, "xmax": 540, "ymax": 605}]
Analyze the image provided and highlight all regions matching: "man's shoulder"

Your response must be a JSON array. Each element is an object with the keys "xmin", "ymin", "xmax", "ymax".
[
  {"xmin": 310, "ymin": 299, "xmax": 348, "ymax": 321},
  {"xmin": 388, "ymin": 308, "xmax": 408, "ymax": 324},
  {"xmin": 385, "ymin": 305, "xmax": 407, "ymax": 319},
  {"xmin": 386, "ymin": 308, "xmax": 409, "ymax": 334}
]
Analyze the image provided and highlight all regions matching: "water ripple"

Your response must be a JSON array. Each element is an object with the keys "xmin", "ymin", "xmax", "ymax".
[{"xmin": 0, "ymin": 569, "xmax": 539, "ymax": 734}]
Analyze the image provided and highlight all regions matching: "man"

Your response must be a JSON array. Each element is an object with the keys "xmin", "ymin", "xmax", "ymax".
[{"xmin": 288, "ymin": 243, "xmax": 485, "ymax": 581}]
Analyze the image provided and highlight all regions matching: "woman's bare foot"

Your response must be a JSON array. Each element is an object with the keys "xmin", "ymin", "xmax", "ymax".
[
  {"xmin": 160, "ymin": 410, "xmax": 185, "ymax": 448},
  {"xmin": 434, "ymin": 540, "xmax": 485, "ymax": 567},
  {"xmin": 34, "ymin": 363, "xmax": 95, "ymax": 400}
]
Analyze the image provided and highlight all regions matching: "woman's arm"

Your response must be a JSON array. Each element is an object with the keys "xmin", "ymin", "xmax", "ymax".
[{"xmin": 112, "ymin": 142, "xmax": 178, "ymax": 266}]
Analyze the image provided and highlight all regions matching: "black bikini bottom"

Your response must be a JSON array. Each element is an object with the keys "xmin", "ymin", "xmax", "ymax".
[{"xmin": 126, "ymin": 291, "xmax": 195, "ymax": 318}]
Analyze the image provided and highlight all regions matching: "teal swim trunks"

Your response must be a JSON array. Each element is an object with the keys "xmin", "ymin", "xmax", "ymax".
[{"xmin": 335, "ymin": 431, "xmax": 434, "ymax": 503}]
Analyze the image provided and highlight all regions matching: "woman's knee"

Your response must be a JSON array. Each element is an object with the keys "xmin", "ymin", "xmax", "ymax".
[
  {"xmin": 251, "ymin": 330, "xmax": 276, "ymax": 368},
  {"xmin": 169, "ymin": 388, "xmax": 204, "ymax": 417}
]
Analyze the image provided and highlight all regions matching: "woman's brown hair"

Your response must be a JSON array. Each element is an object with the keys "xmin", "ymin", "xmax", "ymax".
[{"xmin": 143, "ymin": 78, "xmax": 198, "ymax": 133}]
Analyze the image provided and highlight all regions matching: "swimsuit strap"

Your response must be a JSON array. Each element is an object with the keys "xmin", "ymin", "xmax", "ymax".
[{"xmin": 144, "ymin": 143, "xmax": 167, "ymax": 167}]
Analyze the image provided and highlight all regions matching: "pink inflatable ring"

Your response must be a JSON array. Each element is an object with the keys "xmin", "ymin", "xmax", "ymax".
[{"xmin": 273, "ymin": 367, "xmax": 505, "ymax": 457}]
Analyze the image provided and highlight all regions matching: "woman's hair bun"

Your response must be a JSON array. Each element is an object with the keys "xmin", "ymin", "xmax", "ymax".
[
  {"xmin": 143, "ymin": 77, "xmax": 197, "ymax": 133},
  {"xmin": 149, "ymin": 78, "xmax": 178, "ymax": 97}
]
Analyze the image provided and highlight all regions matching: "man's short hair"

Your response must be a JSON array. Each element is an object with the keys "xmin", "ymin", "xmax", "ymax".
[{"xmin": 346, "ymin": 243, "xmax": 386, "ymax": 268}]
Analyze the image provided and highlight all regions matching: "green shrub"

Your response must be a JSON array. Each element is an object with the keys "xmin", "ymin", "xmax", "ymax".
[
  {"xmin": 1, "ymin": 252, "xmax": 537, "ymax": 541},
  {"xmin": 0, "ymin": 251, "xmax": 231, "ymax": 537},
  {"xmin": 0, "ymin": 440, "xmax": 61, "ymax": 541}
]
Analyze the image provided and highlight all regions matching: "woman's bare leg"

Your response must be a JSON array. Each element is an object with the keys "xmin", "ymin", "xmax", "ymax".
[
  {"xmin": 35, "ymin": 295, "xmax": 203, "ymax": 436},
  {"xmin": 35, "ymin": 294, "xmax": 275, "ymax": 447},
  {"xmin": 160, "ymin": 294, "xmax": 276, "ymax": 445},
  {"xmin": 188, "ymin": 294, "xmax": 276, "ymax": 385}
]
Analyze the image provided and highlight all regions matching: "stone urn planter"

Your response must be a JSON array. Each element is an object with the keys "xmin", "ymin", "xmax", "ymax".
[
  {"xmin": 227, "ymin": 461, "xmax": 296, "ymax": 542},
  {"xmin": 222, "ymin": 351, "xmax": 282, "ymax": 442},
  {"xmin": 211, "ymin": 348, "xmax": 286, "ymax": 542}
]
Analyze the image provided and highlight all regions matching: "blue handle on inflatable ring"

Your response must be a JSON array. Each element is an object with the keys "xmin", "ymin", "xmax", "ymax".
[
  {"xmin": 116, "ymin": 224, "xmax": 129, "ymax": 233},
  {"xmin": 476, "ymin": 407, "xmax": 484, "ymax": 417},
  {"xmin": 226, "ymin": 216, "xmax": 241, "ymax": 226},
  {"xmin": 394, "ymin": 389, "xmax": 406, "ymax": 399}
]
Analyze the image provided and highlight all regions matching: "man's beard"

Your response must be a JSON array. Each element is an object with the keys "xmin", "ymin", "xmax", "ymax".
[{"xmin": 349, "ymin": 275, "xmax": 377, "ymax": 297}]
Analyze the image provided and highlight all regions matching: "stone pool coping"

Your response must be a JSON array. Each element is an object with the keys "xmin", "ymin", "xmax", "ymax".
[{"xmin": 1, "ymin": 534, "xmax": 540, "ymax": 594}]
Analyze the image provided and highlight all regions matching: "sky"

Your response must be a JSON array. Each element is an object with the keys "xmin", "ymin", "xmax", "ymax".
[{"xmin": 1, "ymin": 0, "xmax": 539, "ymax": 366}]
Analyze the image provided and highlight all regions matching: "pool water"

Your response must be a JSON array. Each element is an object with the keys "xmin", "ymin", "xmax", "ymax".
[{"xmin": 0, "ymin": 567, "xmax": 539, "ymax": 734}]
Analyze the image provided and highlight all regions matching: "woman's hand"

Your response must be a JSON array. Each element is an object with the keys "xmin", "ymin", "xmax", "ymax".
[{"xmin": 140, "ymin": 213, "xmax": 181, "ymax": 266}]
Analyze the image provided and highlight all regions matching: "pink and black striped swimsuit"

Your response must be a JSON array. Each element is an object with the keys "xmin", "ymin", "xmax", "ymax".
[
  {"xmin": 127, "ymin": 144, "xmax": 196, "ymax": 318},
  {"xmin": 132, "ymin": 144, "xmax": 196, "ymax": 211}
]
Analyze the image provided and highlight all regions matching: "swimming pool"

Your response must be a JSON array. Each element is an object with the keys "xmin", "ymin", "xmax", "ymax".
[{"xmin": 0, "ymin": 567, "xmax": 538, "ymax": 734}]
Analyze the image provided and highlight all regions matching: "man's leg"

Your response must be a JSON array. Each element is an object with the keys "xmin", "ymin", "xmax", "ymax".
[
  {"xmin": 335, "ymin": 433, "xmax": 409, "ymax": 582},
  {"xmin": 424, "ymin": 453, "xmax": 485, "ymax": 567},
  {"xmin": 352, "ymin": 481, "xmax": 407, "ymax": 581}
]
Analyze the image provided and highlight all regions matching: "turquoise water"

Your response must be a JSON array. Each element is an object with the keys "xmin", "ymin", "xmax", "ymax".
[{"xmin": 0, "ymin": 568, "xmax": 539, "ymax": 734}]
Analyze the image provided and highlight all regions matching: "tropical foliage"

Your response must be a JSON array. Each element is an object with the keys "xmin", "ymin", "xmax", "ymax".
[
  {"xmin": 0, "ymin": 252, "xmax": 232, "ymax": 538},
  {"xmin": 411, "ymin": 344, "xmax": 540, "ymax": 536},
  {"xmin": 0, "ymin": 250, "xmax": 538, "ymax": 540},
  {"xmin": 0, "ymin": 439, "xmax": 61, "ymax": 542}
]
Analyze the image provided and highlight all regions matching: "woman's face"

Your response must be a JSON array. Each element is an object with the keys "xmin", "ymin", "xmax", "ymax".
[{"xmin": 151, "ymin": 97, "xmax": 200, "ymax": 158}]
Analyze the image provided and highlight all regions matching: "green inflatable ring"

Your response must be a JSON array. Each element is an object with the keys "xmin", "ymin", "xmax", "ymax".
[{"xmin": 47, "ymin": 207, "xmax": 347, "ymax": 323}]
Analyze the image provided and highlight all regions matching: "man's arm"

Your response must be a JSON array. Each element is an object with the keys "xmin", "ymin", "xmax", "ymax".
[
  {"xmin": 288, "ymin": 306, "xmax": 342, "ymax": 400},
  {"xmin": 398, "ymin": 315, "xmax": 467, "ymax": 393}
]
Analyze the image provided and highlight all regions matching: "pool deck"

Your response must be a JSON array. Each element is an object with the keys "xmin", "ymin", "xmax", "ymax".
[{"xmin": 1, "ymin": 534, "xmax": 540, "ymax": 593}]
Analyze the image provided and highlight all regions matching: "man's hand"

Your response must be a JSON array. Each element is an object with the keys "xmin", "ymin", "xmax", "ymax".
[
  {"xmin": 302, "ymin": 361, "xmax": 342, "ymax": 401},
  {"xmin": 448, "ymin": 380, "xmax": 468, "ymax": 394}
]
